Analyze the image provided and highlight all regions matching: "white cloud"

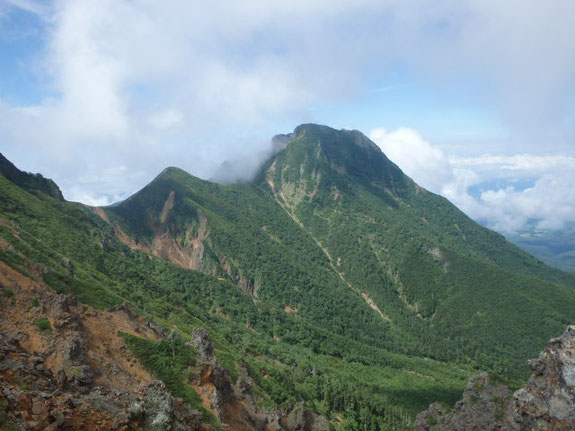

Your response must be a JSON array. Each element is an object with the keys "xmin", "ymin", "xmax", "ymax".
[
  {"xmin": 472, "ymin": 164, "xmax": 575, "ymax": 232},
  {"xmin": 1, "ymin": 0, "xmax": 574, "ymax": 205},
  {"xmin": 2, "ymin": 0, "xmax": 376, "ymax": 199},
  {"xmin": 370, "ymin": 127, "xmax": 453, "ymax": 193},
  {"xmin": 386, "ymin": 0, "xmax": 575, "ymax": 132},
  {"xmin": 148, "ymin": 109, "xmax": 184, "ymax": 130},
  {"xmin": 449, "ymin": 154, "xmax": 575, "ymax": 174},
  {"xmin": 3, "ymin": 0, "xmax": 48, "ymax": 15},
  {"xmin": 65, "ymin": 188, "xmax": 126, "ymax": 207},
  {"xmin": 370, "ymin": 126, "xmax": 575, "ymax": 233}
]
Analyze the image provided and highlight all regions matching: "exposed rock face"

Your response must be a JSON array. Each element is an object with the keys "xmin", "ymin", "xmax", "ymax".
[
  {"xmin": 190, "ymin": 327, "xmax": 214, "ymax": 361},
  {"xmin": 97, "ymin": 195, "xmax": 257, "ymax": 296},
  {"xmin": 189, "ymin": 327, "xmax": 330, "ymax": 431},
  {"xmin": 512, "ymin": 325, "xmax": 575, "ymax": 431},
  {"xmin": 415, "ymin": 325, "xmax": 575, "ymax": 431},
  {"xmin": 280, "ymin": 404, "xmax": 331, "ymax": 431},
  {"xmin": 414, "ymin": 373, "xmax": 512, "ymax": 431}
]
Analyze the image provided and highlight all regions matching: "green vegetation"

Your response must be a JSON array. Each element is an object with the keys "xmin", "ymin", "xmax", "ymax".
[
  {"xmin": 120, "ymin": 332, "xmax": 219, "ymax": 426},
  {"xmin": 0, "ymin": 398, "xmax": 18, "ymax": 431},
  {"xmin": 35, "ymin": 317, "xmax": 51, "ymax": 332},
  {"xmin": 0, "ymin": 126, "xmax": 574, "ymax": 431},
  {"xmin": 473, "ymin": 380, "xmax": 485, "ymax": 392},
  {"xmin": 1, "ymin": 288, "xmax": 14, "ymax": 299},
  {"xmin": 121, "ymin": 332, "xmax": 198, "ymax": 403},
  {"xmin": 0, "ymin": 152, "xmax": 63, "ymax": 200},
  {"xmin": 0, "ymin": 400, "xmax": 9, "ymax": 425}
]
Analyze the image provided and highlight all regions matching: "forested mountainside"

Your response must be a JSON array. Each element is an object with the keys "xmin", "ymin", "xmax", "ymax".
[{"xmin": 1, "ymin": 124, "xmax": 574, "ymax": 430}]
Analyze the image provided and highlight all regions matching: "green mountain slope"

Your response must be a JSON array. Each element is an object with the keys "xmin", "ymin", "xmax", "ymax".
[
  {"xmin": 0, "ymin": 152, "xmax": 64, "ymax": 201},
  {"xmin": 263, "ymin": 125, "xmax": 572, "ymax": 285},
  {"xmin": 106, "ymin": 166, "xmax": 405, "ymax": 350},
  {"xmin": 0, "ymin": 152, "xmax": 470, "ymax": 430},
  {"xmin": 108, "ymin": 124, "xmax": 575, "ymax": 373},
  {"xmin": 259, "ymin": 125, "xmax": 575, "ymax": 368},
  {"xmin": 1, "ymin": 125, "xmax": 574, "ymax": 430}
]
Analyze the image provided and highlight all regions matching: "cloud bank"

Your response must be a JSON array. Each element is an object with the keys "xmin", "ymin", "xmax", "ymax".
[
  {"xmin": 370, "ymin": 128, "xmax": 575, "ymax": 233},
  {"xmin": 0, "ymin": 0, "xmax": 574, "ymax": 216},
  {"xmin": 370, "ymin": 127, "xmax": 453, "ymax": 194}
]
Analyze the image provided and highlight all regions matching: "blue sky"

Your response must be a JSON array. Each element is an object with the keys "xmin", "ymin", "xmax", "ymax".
[
  {"xmin": 1, "ymin": 0, "xmax": 574, "ymax": 234},
  {"xmin": 0, "ymin": 5, "xmax": 46, "ymax": 104}
]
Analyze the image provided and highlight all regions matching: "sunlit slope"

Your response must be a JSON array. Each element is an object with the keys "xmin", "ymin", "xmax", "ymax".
[
  {"xmin": 107, "ymin": 124, "xmax": 575, "ymax": 375},
  {"xmin": 0, "ymin": 154, "xmax": 474, "ymax": 430},
  {"xmin": 261, "ymin": 125, "xmax": 575, "ymax": 370},
  {"xmin": 2, "ymin": 130, "xmax": 575, "ymax": 429}
]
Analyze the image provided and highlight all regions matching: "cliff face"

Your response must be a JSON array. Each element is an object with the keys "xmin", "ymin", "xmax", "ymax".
[
  {"xmin": 188, "ymin": 328, "xmax": 330, "ymax": 431},
  {"xmin": 415, "ymin": 325, "xmax": 575, "ymax": 431},
  {"xmin": 512, "ymin": 326, "xmax": 575, "ymax": 430}
]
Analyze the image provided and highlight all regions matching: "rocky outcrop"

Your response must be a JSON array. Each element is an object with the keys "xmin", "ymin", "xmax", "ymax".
[
  {"xmin": 0, "ymin": 261, "xmax": 330, "ymax": 431},
  {"xmin": 189, "ymin": 327, "xmax": 330, "ymax": 431},
  {"xmin": 100, "ymin": 196, "xmax": 258, "ymax": 296},
  {"xmin": 414, "ymin": 373, "xmax": 511, "ymax": 431},
  {"xmin": 512, "ymin": 325, "xmax": 575, "ymax": 430},
  {"xmin": 0, "ymin": 261, "xmax": 204, "ymax": 431},
  {"xmin": 415, "ymin": 325, "xmax": 575, "ymax": 431},
  {"xmin": 280, "ymin": 403, "xmax": 331, "ymax": 431},
  {"xmin": 190, "ymin": 327, "xmax": 214, "ymax": 361}
]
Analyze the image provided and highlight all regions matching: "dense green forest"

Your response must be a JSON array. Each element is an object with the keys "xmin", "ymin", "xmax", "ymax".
[{"xmin": 1, "ymin": 125, "xmax": 574, "ymax": 430}]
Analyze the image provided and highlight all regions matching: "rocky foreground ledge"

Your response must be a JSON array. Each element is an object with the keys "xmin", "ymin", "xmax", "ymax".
[{"xmin": 415, "ymin": 325, "xmax": 575, "ymax": 431}]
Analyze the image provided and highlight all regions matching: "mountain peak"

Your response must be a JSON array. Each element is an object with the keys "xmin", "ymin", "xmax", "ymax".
[
  {"xmin": 272, "ymin": 124, "xmax": 381, "ymax": 153},
  {"xmin": 293, "ymin": 124, "xmax": 381, "ymax": 152},
  {"xmin": 293, "ymin": 123, "xmax": 336, "ymax": 136},
  {"xmin": 266, "ymin": 124, "xmax": 411, "ymax": 195},
  {"xmin": 152, "ymin": 166, "xmax": 206, "ymax": 186},
  {"xmin": 158, "ymin": 166, "xmax": 188, "ymax": 177}
]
